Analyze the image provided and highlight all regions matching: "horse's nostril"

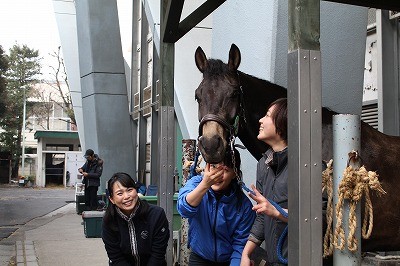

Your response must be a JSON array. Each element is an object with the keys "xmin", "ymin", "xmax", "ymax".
[{"xmin": 200, "ymin": 135, "xmax": 223, "ymax": 151}]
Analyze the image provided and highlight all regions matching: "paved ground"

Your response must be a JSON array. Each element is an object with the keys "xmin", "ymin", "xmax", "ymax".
[
  {"xmin": 0, "ymin": 184, "xmax": 108, "ymax": 266},
  {"xmin": 0, "ymin": 184, "xmax": 75, "ymax": 241},
  {"xmin": 2, "ymin": 184, "xmax": 400, "ymax": 265}
]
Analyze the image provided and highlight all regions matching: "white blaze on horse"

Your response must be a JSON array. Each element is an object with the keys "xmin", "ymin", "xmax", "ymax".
[{"xmin": 194, "ymin": 43, "xmax": 400, "ymax": 252}]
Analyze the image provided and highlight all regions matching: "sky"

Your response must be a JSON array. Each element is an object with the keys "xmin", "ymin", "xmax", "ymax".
[
  {"xmin": 0, "ymin": 0, "xmax": 61, "ymax": 80},
  {"xmin": 0, "ymin": 0, "xmax": 133, "ymax": 80}
]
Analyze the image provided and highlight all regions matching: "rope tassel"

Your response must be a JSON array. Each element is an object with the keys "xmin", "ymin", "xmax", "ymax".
[{"xmin": 322, "ymin": 159, "xmax": 386, "ymax": 257}]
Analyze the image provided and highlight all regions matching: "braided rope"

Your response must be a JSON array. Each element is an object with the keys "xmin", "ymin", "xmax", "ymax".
[
  {"xmin": 322, "ymin": 159, "xmax": 334, "ymax": 257},
  {"xmin": 323, "ymin": 161, "xmax": 386, "ymax": 256},
  {"xmin": 333, "ymin": 193, "xmax": 346, "ymax": 251},
  {"xmin": 332, "ymin": 164, "xmax": 386, "ymax": 253}
]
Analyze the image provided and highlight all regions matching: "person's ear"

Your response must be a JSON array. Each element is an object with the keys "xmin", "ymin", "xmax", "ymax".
[{"xmin": 109, "ymin": 196, "xmax": 115, "ymax": 205}]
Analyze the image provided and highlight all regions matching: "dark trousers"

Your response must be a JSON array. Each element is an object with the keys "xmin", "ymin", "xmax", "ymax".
[
  {"xmin": 189, "ymin": 252, "xmax": 229, "ymax": 266},
  {"xmin": 85, "ymin": 185, "xmax": 98, "ymax": 210}
]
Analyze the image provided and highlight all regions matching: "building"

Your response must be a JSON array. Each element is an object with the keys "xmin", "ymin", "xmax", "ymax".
[
  {"xmin": 20, "ymin": 82, "xmax": 81, "ymax": 186},
  {"xmin": 52, "ymin": 0, "xmax": 387, "ymax": 190},
  {"xmin": 51, "ymin": 0, "xmax": 400, "ymax": 264}
]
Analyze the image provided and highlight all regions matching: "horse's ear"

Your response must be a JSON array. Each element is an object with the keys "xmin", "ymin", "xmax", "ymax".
[
  {"xmin": 228, "ymin": 44, "xmax": 241, "ymax": 71},
  {"xmin": 195, "ymin": 46, "xmax": 208, "ymax": 73}
]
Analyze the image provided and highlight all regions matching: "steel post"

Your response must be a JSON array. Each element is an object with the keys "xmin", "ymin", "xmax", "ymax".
[{"xmin": 333, "ymin": 114, "xmax": 361, "ymax": 265}]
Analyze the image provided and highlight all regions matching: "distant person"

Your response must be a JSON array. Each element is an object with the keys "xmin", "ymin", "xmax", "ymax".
[
  {"xmin": 78, "ymin": 149, "xmax": 103, "ymax": 211},
  {"xmin": 177, "ymin": 148, "xmax": 255, "ymax": 265},
  {"xmin": 102, "ymin": 172, "xmax": 170, "ymax": 265}
]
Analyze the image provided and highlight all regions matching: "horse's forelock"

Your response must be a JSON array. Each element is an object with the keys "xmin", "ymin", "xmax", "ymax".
[{"xmin": 204, "ymin": 59, "xmax": 232, "ymax": 78}]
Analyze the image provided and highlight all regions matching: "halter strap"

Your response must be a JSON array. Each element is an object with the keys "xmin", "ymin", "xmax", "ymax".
[{"xmin": 198, "ymin": 114, "xmax": 237, "ymax": 136}]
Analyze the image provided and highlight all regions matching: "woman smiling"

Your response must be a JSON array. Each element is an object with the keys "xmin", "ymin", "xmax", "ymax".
[{"xmin": 102, "ymin": 172, "xmax": 169, "ymax": 265}]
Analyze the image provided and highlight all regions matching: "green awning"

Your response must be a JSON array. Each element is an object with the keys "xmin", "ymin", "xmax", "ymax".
[{"xmin": 34, "ymin": 131, "xmax": 79, "ymax": 140}]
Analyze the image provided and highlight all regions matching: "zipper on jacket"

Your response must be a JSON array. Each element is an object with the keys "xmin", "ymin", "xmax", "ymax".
[
  {"xmin": 212, "ymin": 198, "xmax": 219, "ymax": 262},
  {"xmin": 271, "ymin": 176, "xmax": 277, "ymax": 193}
]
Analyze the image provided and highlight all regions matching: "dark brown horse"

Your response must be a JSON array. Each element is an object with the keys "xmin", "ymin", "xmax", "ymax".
[{"xmin": 194, "ymin": 43, "xmax": 400, "ymax": 252}]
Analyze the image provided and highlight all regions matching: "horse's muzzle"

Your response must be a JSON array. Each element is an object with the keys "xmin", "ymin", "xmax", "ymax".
[{"xmin": 198, "ymin": 135, "xmax": 226, "ymax": 163}]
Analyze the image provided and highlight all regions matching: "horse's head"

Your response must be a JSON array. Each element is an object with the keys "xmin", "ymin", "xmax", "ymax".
[{"xmin": 195, "ymin": 44, "xmax": 242, "ymax": 163}]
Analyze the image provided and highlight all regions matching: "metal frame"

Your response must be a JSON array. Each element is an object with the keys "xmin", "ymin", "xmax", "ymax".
[
  {"xmin": 288, "ymin": 50, "xmax": 322, "ymax": 265},
  {"xmin": 158, "ymin": 107, "xmax": 175, "ymax": 264},
  {"xmin": 158, "ymin": 1, "xmax": 176, "ymax": 265},
  {"xmin": 332, "ymin": 115, "xmax": 361, "ymax": 264},
  {"xmin": 376, "ymin": 10, "xmax": 400, "ymax": 135},
  {"xmin": 163, "ymin": 0, "xmax": 226, "ymax": 43},
  {"xmin": 324, "ymin": 0, "xmax": 400, "ymax": 11},
  {"xmin": 137, "ymin": 2, "xmax": 150, "ymax": 185},
  {"xmin": 155, "ymin": 0, "xmax": 400, "ymax": 265},
  {"xmin": 150, "ymin": 50, "xmax": 161, "ymax": 185},
  {"xmin": 130, "ymin": 0, "xmax": 140, "ymax": 183}
]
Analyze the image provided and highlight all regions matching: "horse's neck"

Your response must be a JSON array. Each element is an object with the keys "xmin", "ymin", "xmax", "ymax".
[
  {"xmin": 237, "ymin": 72, "xmax": 287, "ymax": 160},
  {"xmin": 239, "ymin": 71, "xmax": 287, "ymax": 114}
]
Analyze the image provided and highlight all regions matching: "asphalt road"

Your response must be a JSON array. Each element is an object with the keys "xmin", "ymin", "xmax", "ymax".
[{"xmin": 0, "ymin": 184, "xmax": 75, "ymax": 241}]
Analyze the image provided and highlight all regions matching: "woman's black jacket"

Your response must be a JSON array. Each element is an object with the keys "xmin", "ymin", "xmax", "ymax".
[{"xmin": 102, "ymin": 200, "xmax": 170, "ymax": 265}]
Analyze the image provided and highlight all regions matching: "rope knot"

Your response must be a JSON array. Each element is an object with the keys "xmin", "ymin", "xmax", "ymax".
[{"xmin": 323, "ymin": 158, "xmax": 386, "ymax": 257}]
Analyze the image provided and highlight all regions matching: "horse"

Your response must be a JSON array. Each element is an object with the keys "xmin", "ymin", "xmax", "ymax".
[{"xmin": 194, "ymin": 43, "xmax": 400, "ymax": 252}]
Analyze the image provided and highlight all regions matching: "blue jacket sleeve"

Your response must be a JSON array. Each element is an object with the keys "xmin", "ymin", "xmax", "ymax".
[{"xmin": 176, "ymin": 175, "xmax": 203, "ymax": 218}]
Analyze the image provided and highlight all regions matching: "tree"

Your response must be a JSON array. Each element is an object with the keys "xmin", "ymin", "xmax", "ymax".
[
  {"xmin": 47, "ymin": 46, "xmax": 75, "ymax": 127},
  {"xmin": 0, "ymin": 45, "xmax": 8, "ymax": 118},
  {"xmin": 0, "ymin": 44, "xmax": 41, "ymax": 179},
  {"xmin": 29, "ymin": 46, "xmax": 75, "ymax": 131}
]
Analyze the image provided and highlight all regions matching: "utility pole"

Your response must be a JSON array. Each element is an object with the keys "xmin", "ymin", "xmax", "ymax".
[{"xmin": 21, "ymin": 85, "xmax": 27, "ymax": 178}]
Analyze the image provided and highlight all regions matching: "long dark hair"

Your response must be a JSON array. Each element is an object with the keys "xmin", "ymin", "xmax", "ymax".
[{"xmin": 103, "ymin": 172, "xmax": 149, "ymax": 227}]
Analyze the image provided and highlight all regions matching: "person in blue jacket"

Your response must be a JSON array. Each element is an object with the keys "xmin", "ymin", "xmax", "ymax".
[{"xmin": 177, "ymin": 148, "xmax": 256, "ymax": 266}]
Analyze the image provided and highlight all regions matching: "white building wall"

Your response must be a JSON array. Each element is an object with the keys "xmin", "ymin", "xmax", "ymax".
[
  {"xmin": 363, "ymin": 30, "xmax": 378, "ymax": 103},
  {"xmin": 141, "ymin": 0, "xmax": 213, "ymax": 140},
  {"xmin": 52, "ymin": 0, "xmax": 371, "ymax": 190},
  {"xmin": 52, "ymin": 0, "xmax": 85, "ymax": 149},
  {"xmin": 211, "ymin": 0, "xmax": 367, "ymax": 185}
]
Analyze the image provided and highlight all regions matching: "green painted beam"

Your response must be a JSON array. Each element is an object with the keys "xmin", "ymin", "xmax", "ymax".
[
  {"xmin": 289, "ymin": 0, "xmax": 320, "ymax": 52},
  {"xmin": 34, "ymin": 131, "xmax": 79, "ymax": 140}
]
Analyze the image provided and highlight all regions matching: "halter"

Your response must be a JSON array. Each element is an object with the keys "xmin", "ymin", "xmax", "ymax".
[
  {"xmin": 192, "ymin": 71, "xmax": 288, "ymax": 264},
  {"xmin": 193, "ymin": 72, "xmax": 250, "ymax": 190},
  {"xmin": 197, "ymin": 71, "xmax": 246, "ymax": 140},
  {"xmin": 198, "ymin": 114, "xmax": 240, "ymax": 137}
]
